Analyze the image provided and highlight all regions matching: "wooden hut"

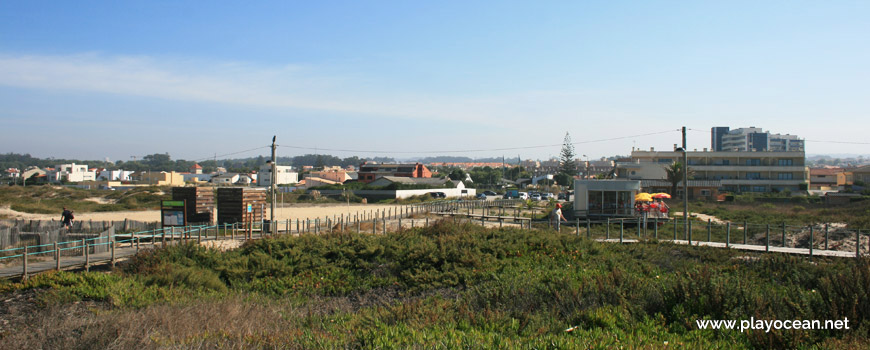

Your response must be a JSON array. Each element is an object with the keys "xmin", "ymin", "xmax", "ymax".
[
  {"xmin": 172, "ymin": 187, "xmax": 215, "ymax": 224},
  {"xmin": 217, "ymin": 188, "xmax": 266, "ymax": 224}
]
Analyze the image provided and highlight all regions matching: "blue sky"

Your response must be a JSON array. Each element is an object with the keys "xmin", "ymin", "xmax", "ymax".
[{"xmin": 1, "ymin": 1, "xmax": 868, "ymax": 162}]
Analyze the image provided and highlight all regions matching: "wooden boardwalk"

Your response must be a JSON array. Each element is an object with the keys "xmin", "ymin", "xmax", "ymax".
[
  {"xmin": 598, "ymin": 239, "xmax": 861, "ymax": 258},
  {"xmin": 1, "ymin": 219, "xmax": 863, "ymax": 280},
  {"xmin": 0, "ymin": 234, "xmax": 264, "ymax": 280}
]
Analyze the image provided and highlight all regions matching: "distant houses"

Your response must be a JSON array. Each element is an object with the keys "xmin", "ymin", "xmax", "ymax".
[
  {"xmin": 47, "ymin": 163, "xmax": 96, "ymax": 183},
  {"xmin": 358, "ymin": 162, "xmax": 432, "ymax": 183}
]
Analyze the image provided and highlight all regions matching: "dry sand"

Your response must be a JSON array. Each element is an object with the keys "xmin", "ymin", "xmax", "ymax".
[{"xmin": 0, "ymin": 203, "xmax": 412, "ymax": 223}]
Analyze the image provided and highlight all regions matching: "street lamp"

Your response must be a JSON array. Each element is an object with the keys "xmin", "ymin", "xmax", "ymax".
[{"xmin": 582, "ymin": 154, "xmax": 589, "ymax": 179}]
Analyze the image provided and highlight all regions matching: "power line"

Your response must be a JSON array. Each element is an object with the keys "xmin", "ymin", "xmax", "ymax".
[
  {"xmin": 804, "ymin": 140, "xmax": 870, "ymax": 145},
  {"xmin": 278, "ymin": 129, "xmax": 679, "ymax": 155},
  {"xmin": 190, "ymin": 146, "xmax": 270, "ymax": 162}
]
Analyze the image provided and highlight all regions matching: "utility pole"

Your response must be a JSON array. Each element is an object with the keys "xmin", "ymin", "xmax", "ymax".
[
  {"xmin": 271, "ymin": 136, "xmax": 277, "ymax": 235},
  {"xmin": 682, "ymin": 126, "xmax": 689, "ymax": 241}
]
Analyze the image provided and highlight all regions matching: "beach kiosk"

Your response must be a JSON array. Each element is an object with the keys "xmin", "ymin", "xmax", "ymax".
[{"xmin": 573, "ymin": 180, "xmax": 641, "ymax": 219}]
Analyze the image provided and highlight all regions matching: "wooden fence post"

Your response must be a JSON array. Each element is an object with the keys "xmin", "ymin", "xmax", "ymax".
[
  {"xmin": 55, "ymin": 242, "xmax": 60, "ymax": 271},
  {"xmin": 707, "ymin": 219, "xmax": 712, "ymax": 242},
  {"xmin": 22, "ymin": 246, "xmax": 27, "ymax": 279},
  {"xmin": 726, "ymin": 222, "xmax": 731, "ymax": 248},
  {"xmin": 809, "ymin": 226, "xmax": 814, "ymax": 258},
  {"xmin": 84, "ymin": 239, "xmax": 89, "ymax": 272},
  {"xmin": 824, "ymin": 223, "xmax": 829, "ymax": 250}
]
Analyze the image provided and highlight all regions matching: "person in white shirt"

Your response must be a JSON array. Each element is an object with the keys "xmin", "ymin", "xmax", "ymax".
[{"xmin": 550, "ymin": 203, "xmax": 567, "ymax": 231}]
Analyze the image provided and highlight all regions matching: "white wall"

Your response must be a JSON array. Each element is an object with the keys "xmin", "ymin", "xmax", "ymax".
[
  {"xmin": 394, "ymin": 188, "xmax": 476, "ymax": 199},
  {"xmin": 259, "ymin": 165, "xmax": 299, "ymax": 186}
]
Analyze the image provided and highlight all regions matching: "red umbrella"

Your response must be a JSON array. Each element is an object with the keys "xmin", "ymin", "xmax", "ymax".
[{"xmin": 652, "ymin": 193, "xmax": 671, "ymax": 199}]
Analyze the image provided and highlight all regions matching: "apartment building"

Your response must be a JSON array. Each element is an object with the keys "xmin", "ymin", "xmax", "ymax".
[
  {"xmin": 617, "ymin": 148, "xmax": 808, "ymax": 193},
  {"xmin": 712, "ymin": 127, "xmax": 804, "ymax": 152}
]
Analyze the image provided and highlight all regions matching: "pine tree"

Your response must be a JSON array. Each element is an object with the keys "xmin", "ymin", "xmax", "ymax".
[{"xmin": 559, "ymin": 132, "xmax": 578, "ymax": 177}]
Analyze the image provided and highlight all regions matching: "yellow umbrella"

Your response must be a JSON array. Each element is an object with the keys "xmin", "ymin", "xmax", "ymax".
[{"xmin": 635, "ymin": 192, "xmax": 653, "ymax": 202}]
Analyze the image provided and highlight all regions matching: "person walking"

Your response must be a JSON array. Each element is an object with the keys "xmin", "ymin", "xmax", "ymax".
[
  {"xmin": 61, "ymin": 207, "xmax": 74, "ymax": 230},
  {"xmin": 550, "ymin": 203, "xmax": 567, "ymax": 231}
]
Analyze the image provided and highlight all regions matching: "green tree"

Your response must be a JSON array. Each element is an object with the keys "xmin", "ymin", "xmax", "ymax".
[
  {"xmin": 558, "ymin": 132, "xmax": 578, "ymax": 188},
  {"xmin": 664, "ymin": 162, "xmax": 694, "ymax": 198},
  {"xmin": 447, "ymin": 168, "xmax": 466, "ymax": 181}
]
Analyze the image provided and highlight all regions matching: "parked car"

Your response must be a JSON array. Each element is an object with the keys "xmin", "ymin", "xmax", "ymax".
[
  {"xmin": 429, "ymin": 192, "xmax": 446, "ymax": 198},
  {"xmin": 483, "ymin": 190, "xmax": 497, "ymax": 196},
  {"xmin": 557, "ymin": 193, "xmax": 567, "ymax": 200},
  {"xmin": 476, "ymin": 193, "xmax": 487, "ymax": 200},
  {"xmin": 530, "ymin": 193, "xmax": 542, "ymax": 201},
  {"xmin": 540, "ymin": 193, "xmax": 551, "ymax": 200},
  {"xmin": 518, "ymin": 192, "xmax": 529, "ymax": 200}
]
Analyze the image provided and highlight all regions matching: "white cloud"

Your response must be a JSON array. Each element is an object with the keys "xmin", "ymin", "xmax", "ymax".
[{"xmin": 0, "ymin": 52, "xmax": 609, "ymax": 127}]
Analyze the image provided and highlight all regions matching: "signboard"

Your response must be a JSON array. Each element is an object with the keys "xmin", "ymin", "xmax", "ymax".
[
  {"xmin": 247, "ymin": 204, "xmax": 252, "ymax": 213},
  {"xmin": 161, "ymin": 200, "xmax": 187, "ymax": 227}
]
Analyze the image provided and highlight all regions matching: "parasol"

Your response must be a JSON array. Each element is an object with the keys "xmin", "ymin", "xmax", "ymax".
[{"xmin": 635, "ymin": 193, "xmax": 653, "ymax": 202}]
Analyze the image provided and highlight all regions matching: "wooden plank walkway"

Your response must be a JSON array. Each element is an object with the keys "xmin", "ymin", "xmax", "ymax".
[
  {"xmin": 2, "ymin": 219, "xmax": 863, "ymax": 280},
  {"xmin": 0, "ymin": 234, "xmax": 265, "ymax": 279},
  {"xmin": 597, "ymin": 239, "xmax": 861, "ymax": 258}
]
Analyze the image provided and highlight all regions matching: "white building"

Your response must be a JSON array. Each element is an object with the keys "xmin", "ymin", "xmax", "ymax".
[
  {"xmin": 49, "ymin": 163, "xmax": 96, "ymax": 183},
  {"xmin": 617, "ymin": 148, "xmax": 808, "ymax": 193},
  {"xmin": 258, "ymin": 164, "xmax": 299, "ymax": 187},
  {"xmin": 97, "ymin": 169, "xmax": 134, "ymax": 181},
  {"xmin": 212, "ymin": 173, "xmax": 240, "ymax": 185},
  {"xmin": 712, "ymin": 127, "xmax": 804, "ymax": 152},
  {"xmin": 4, "ymin": 168, "xmax": 20, "ymax": 179}
]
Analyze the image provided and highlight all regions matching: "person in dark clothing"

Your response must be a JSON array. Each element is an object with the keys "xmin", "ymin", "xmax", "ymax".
[{"xmin": 61, "ymin": 207, "xmax": 74, "ymax": 229}]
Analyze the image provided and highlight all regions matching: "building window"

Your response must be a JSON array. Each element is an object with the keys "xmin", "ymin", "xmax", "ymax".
[
  {"xmin": 700, "ymin": 189, "xmax": 711, "ymax": 197},
  {"xmin": 721, "ymin": 159, "xmax": 730, "ymax": 165},
  {"xmin": 778, "ymin": 173, "xmax": 793, "ymax": 180},
  {"xmin": 746, "ymin": 172, "xmax": 761, "ymax": 180},
  {"xmin": 745, "ymin": 159, "xmax": 761, "ymax": 166},
  {"xmin": 753, "ymin": 186, "xmax": 767, "ymax": 192},
  {"xmin": 777, "ymin": 159, "xmax": 793, "ymax": 166}
]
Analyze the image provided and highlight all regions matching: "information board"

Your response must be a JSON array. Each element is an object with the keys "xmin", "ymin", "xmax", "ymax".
[{"xmin": 161, "ymin": 200, "xmax": 187, "ymax": 227}]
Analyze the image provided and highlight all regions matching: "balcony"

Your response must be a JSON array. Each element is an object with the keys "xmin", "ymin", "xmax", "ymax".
[
  {"xmin": 719, "ymin": 179, "xmax": 805, "ymax": 186},
  {"xmin": 691, "ymin": 165, "xmax": 806, "ymax": 172}
]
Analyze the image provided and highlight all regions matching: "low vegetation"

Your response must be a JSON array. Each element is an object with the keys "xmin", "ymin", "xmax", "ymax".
[
  {"xmin": 0, "ymin": 186, "xmax": 168, "ymax": 214},
  {"xmin": 0, "ymin": 221, "xmax": 867, "ymax": 349},
  {"xmin": 688, "ymin": 200, "xmax": 870, "ymax": 229}
]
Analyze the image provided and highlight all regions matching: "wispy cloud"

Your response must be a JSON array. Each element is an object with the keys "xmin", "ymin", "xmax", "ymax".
[{"xmin": 0, "ymin": 52, "xmax": 607, "ymax": 126}]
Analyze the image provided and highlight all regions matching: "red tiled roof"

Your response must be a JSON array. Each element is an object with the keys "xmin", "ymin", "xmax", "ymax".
[
  {"xmin": 191, "ymin": 164, "xmax": 202, "ymax": 169},
  {"xmin": 810, "ymin": 168, "xmax": 843, "ymax": 176}
]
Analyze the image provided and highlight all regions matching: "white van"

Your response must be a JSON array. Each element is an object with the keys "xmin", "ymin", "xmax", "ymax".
[{"xmin": 518, "ymin": 192, "xmax": 529, "ymax": 200}]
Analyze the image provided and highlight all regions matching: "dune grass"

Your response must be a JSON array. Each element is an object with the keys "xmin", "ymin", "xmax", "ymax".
[
  {"xmin": 0, "ymin": 221, "xmax": 867, "ymax": 349},
  {"xmin": 0, "ymin": 186, "xmax": 168, "ymax": 214}
]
